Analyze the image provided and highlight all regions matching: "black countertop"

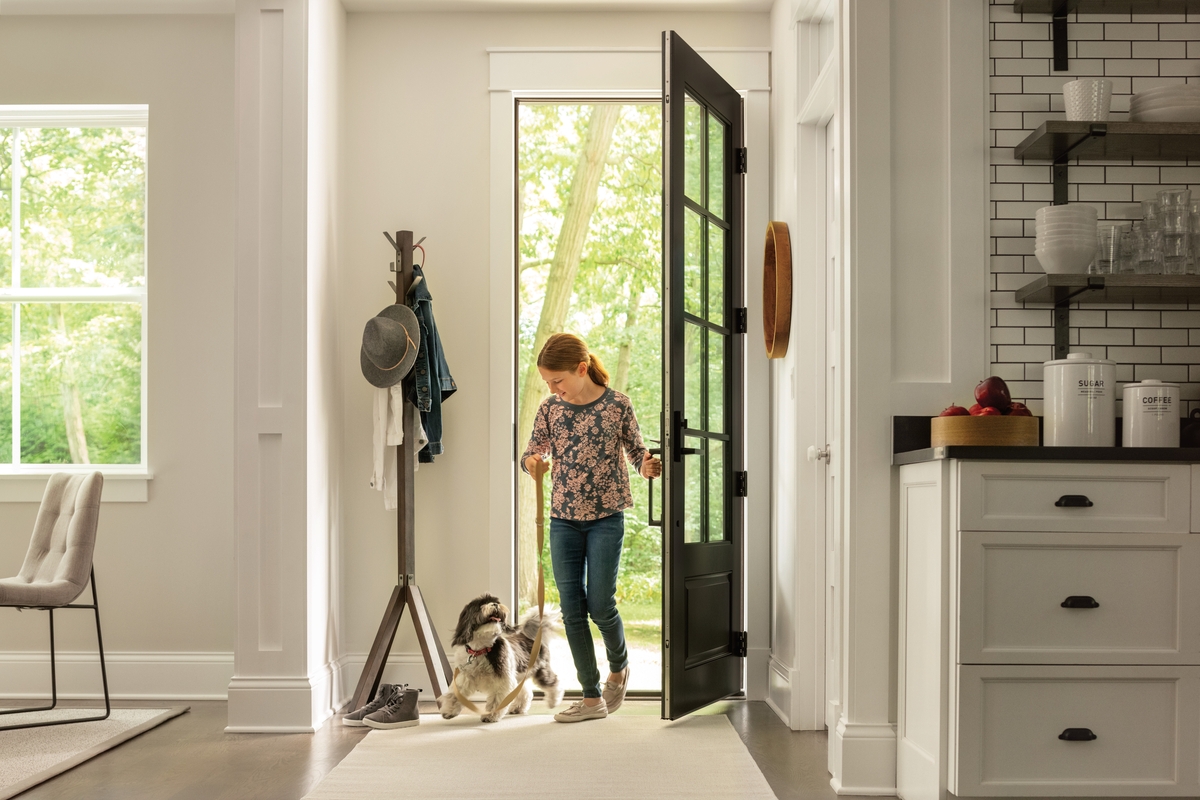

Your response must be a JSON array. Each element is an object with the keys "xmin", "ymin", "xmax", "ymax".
[{"xmin": 893, "ymin": 445, "xmax": 1200, "ymax": 466}]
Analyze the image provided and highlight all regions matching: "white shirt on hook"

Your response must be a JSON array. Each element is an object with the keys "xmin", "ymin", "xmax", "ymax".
[{"xmin": 370, "ymin": 385, "xmax": 429, "ymax": 510}]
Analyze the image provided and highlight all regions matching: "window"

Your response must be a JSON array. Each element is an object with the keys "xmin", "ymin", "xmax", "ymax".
[{"xmin": 0, "ymin": 106, "xmax": 147, "ymax": 472}]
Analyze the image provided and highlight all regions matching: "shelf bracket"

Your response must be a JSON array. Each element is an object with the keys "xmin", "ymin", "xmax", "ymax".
[
  {"xmin": 1051, "ymin": 123, "xmax": 1107, "ymax": 206},
  {"xmin": 1052, "ymin": 7, "xmax": 1068, "ymax": 72},
  {"xmin": 1051, "ymin": 277, "xmax": 1105, "ymax": 360}
]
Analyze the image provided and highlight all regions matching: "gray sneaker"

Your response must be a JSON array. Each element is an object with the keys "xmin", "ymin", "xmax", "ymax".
[
  {"xmin": 342, "ymin": 684, "xmax": 397, "ymax": 727},
  {"xmin": 553, "ymin": 698, "xmax": 607, "ymax": 723},
  {"xmin": 364, "ymin": 685, "xmax": 421, "ymax": 729},
  {"xmin": 602, "ymin": 666, "xmax": 630, "ymax": 713}
]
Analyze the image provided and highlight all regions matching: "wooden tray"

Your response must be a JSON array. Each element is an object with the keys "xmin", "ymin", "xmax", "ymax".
[{"xmin": 930, "ymin": 415, "xmax": 1039, "ymax": 447}]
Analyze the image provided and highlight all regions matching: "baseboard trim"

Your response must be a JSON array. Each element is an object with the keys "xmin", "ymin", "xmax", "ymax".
[
  {"xmin": 226, "ymin": 671, "xmax": 340, "ymax": 733},
  {"xmin": 746, "ymin": 645, "xmax": 770, "ymax": 701},
  {"xmin": 0, "ymin": 650, "xmax": 233, "ymax": 700},
  {"xmin": 829, "ymin": 718, "xmax": 897, "ymax": 796},
  {"xmin": 337, "ymin": 652, "xmax": 443, "ymax": 701},
  {"xmin": 766, "ymin": 656, "xmax": 794, "ymax": 728}
]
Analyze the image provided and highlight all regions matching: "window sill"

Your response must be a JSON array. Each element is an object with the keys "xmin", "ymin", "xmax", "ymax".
[{"xmin": 0, "ymin": 470, "xmax": 151, "ymax": 503}]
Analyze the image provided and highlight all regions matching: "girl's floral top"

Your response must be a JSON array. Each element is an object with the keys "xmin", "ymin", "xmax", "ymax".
[{"xmin": 521, "ymin": 388, "xmax": 649, "ymax": 521}]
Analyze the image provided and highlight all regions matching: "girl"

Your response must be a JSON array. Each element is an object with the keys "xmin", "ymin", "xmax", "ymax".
[{"xmin": 522, "ymin": 332, "xmax": 662, "ymax": 722}]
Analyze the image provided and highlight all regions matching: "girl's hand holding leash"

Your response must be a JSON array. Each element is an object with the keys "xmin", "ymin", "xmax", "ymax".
[
  {"xmin": 525, "ymin": 454, "xmax": 550, "ymax": 480},
  {"xmin": 640, "ymin": 453, "xmax": 662, "ymax": 480}
]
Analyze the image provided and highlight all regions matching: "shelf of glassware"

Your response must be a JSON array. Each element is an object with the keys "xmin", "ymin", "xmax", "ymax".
[{"xmin": 1015, "ymin": 274, "xmax": 1200, "ymax": 305}]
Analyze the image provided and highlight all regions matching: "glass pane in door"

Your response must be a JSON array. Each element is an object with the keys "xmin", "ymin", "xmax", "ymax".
[
  {"xmin": 707, "ymin": 222, "xmax": 724, "ymax": 326},
  {"xmin": 685, "ymin": 208, "xmax": 704, "ymax": 318},
  {"xmin": 684, "ymin": 435, "xmax": 704, "ymax": 543},
  {"xmin": 684, "ymin": 320, "xmax": 702, "ymax": 430},
  {"xmin": 707, "ymin": 111, "xmax": 725, "ymax": 220},
  {"xmin": 707, "ymin": 331, "xmax": 724, "ymax": 433},
  {"xmin": 708, "ymin": 439, "xmax": 726, "ymax": 541},
  {"xmin": 684, "ymin": 95, "xmax": 704, "ymax": 206}
]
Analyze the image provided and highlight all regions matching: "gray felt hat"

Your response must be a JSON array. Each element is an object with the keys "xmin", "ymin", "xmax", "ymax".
[{"xmin": 360, "ymin": 304, "xmax": 421, "ymax": 388}]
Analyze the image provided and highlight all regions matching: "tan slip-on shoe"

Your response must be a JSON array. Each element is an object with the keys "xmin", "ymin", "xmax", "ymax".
[
  {"xmin": 554, "ymin": 698, "xmax": 608, "ymax": 723},
  {"xmin": 602, "ymin": 667, "xmax": 630, "ymax": 713}
]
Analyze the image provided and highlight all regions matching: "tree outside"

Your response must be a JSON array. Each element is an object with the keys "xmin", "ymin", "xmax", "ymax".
[
  {"xmin": 516, "ymin": 102, "xmax": 663, "ymax": 692},
  {"xmin": 0, "ymin": 126, "xmax": 145, "ymax": 466}
]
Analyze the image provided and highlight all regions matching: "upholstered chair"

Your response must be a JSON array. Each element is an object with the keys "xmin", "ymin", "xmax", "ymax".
[{"xmin": 0, "ymin": 472, "xmax": 107, "ymax": 730}]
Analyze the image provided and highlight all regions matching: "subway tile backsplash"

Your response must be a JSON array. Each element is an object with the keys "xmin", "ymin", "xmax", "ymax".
[{"xmin": 989, "ymin": 0, "xmax": 1200, "ymax": 417}]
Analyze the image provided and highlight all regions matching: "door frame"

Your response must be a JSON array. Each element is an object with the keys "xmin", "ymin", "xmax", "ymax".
[{"xmin": 486, "ymin": 47, "xmax": 772, "ymax": 701}]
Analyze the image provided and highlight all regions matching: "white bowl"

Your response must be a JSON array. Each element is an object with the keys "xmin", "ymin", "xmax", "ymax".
[
  {"xmin": 1039, "ymin": 235, "xmax": 1098, "ymax": 244},
  {"xmin": 1037, "ymin": 222, "xmax": 1099, "ymax": 231},
  {"xmin": 1131, "ymin": 84, "xmax": 1200, "ymax": 101},
  {"xmin": 1131, "ymin": 106, "xmax": 1200, "ymax": 123},
  {"xmin": 1037, "ymin": 210, "xmax": 1098, "ymax": 223},
  {"xmin": 1131, "ymin": 96, "xmax": 1200, "ymax": 107},
  {"xmin": 1037, "ymin": 203, "xmax": 1097, "ymax": 215},
  {"xmin": 1035, "ymin": 246, "xmax": 1096, "ymax": 274}
]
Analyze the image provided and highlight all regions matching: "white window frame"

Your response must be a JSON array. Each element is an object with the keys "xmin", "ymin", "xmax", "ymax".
[{"xmin": 0, "ymin": 105, "xmax": 150, "ymax": 501}]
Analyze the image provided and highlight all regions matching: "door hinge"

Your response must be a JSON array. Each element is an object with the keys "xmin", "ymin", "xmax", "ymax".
[
  {"xmin": 732, "ymin": 630, "xmax": 747, "ymax": 657},
  {"xmin": 734, "ymin": 307, "xmax": 748, "ymax": 334},
  {"xmin": 735, "ymin": 471, "xmax": 748, "ymax": 497},
  {"xmin": 735, "ymin": 148, "xmax": 747, "ymax": 174}
]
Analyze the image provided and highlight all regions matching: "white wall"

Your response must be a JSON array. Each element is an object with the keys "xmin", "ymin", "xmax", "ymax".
[
  {"xmin": 340, "ymin": 9, "xmax": 770, "ymax": 694},
  {"xmin": 0, "ymin": 16, "xmax": 237, "ymax": 699}
]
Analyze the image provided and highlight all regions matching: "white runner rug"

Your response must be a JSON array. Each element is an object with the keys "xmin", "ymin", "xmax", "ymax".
[
  {"xmin": 0, "ymin": 706, "xmax": 188, "ymax": 800},
  {"xmin": 304, "ymin": 713, "xmax": 778, "ymax": 799}
]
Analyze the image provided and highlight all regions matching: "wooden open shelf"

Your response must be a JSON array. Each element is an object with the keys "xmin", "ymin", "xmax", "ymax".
[
  {"xmin": 1015, "ymin": 274, "xmax": 1200, "ymax": 305},
  {"xmin": 1015, "ymin": 0, "xmax": 1200, "ymax": 13},
  {"xmin": 1015, "ymin": 121, "xmax": 1200, "ymax": 162}
]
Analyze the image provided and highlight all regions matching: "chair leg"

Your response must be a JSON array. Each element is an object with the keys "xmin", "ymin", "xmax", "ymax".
[{"xmin": 0, "ymin": 569, "xmax": 112, "ymax": 730}]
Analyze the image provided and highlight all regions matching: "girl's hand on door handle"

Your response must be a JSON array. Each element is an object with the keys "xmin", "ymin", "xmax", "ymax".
[{"xmin": 640, "ymin": 454, "xmax": 663, "ymax": 479}]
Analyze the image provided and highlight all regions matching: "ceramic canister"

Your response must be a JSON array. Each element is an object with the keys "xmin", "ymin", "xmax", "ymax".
[
  {"xmin": 1122, "ymin": 379, "xmax": 1180, "ymax": 447},
  {"xmin": 1043, "ymin": 352, "xmax": 1116, "ymax": 447}
]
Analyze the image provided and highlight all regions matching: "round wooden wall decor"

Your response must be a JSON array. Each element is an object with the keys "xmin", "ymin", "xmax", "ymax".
[{"xmin": 763, "ymin": 221, "xmax": 792, "ymax": 359}]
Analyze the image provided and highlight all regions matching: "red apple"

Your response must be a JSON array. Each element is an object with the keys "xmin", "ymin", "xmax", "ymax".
[
  {"xmin": 975, "ymin": 376, "xmax": 1012, "ymax": 412},
  {"xmin": 1008, "ymin": 401, "xmax": 1032, "ymax": 417},
  {"xmin": 968, "ymin": 403, "xmax": 984, "ymax": 416},
  {"xmin": 977, "ymin": 406, "xmax": 1003, "ymax": 416},
  {"xmin": 939, "ymin": 404, "xmax": 970, "ymax": 417}
]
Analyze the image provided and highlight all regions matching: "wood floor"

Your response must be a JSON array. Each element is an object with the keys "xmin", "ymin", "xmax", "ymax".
[{"xmin": 10, "ymin": 699, "xmax": 888, "ymax": 800}]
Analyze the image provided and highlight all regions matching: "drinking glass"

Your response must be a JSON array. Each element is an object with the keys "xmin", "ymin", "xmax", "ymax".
[
  {"xmin": 1131, "ymin": 223, "xmax": 1164, "ymax": 274},
  {"xmin": 1142, "ymin": 199, "xmax": 1162, "ymax": 232},
  {"xmin": 1190, "ymin": 201, "xmax": 1200, "ymax": 273},
  {"xmin": 1097, "ymin": 223, "xmax": 1131, "ymax": 274}
]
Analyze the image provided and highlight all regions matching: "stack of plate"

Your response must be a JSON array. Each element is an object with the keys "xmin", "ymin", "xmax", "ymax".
[
  {"xmin": 1035, "ymin": 205, "xmax": 1097, "ymax": 274},
  {"xmin": 1130, "ymin": 85, "xmax": 1200, "ymax": 122}
]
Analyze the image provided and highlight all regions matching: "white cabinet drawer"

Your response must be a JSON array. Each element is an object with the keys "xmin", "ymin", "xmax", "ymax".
[
  {"xmin": 958, "ymin": 462, "xmax": 1191, "ymax": 533},
  {"xmin": 958, "ymin": 531, "xmax": 1200, "ymax": 664},
  {"xmin": 953, "ymin": 665, "xmax": 1200, "ymax": 796}
]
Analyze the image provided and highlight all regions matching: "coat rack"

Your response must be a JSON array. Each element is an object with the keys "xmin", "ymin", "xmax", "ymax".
[{"xmin": 349, "ymin": 229, "xmax": 452, "ymax": 712}]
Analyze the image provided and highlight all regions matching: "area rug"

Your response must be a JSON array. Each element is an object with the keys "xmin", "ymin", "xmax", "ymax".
[
  {"xmin": 0, "ymin": 706, "xmax": 189, "ymax": 799},
  {"xmin": 303, "ymin": 713, "xmax": 777, "ymax": 799}
]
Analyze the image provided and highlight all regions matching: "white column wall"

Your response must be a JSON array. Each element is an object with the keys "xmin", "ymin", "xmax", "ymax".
[{"xmin": 228, "ymin": 0, "xmax": 345, "ymax": 733}]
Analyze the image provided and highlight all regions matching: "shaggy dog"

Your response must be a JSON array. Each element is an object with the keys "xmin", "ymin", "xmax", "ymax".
[{"xmin": 436, "ymin": 593, "xmax": 563, "ymax": 723}]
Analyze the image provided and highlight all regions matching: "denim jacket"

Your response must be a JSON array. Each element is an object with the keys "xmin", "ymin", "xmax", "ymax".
[{"xmin": 406, "ymin": 265, "xmax": 456, "ymax": 462}]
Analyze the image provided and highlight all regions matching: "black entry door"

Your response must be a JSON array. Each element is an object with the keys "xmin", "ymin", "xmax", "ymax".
[{"xmin": 661, "ymin": 30, "xmax": 745, "ymax": 720}]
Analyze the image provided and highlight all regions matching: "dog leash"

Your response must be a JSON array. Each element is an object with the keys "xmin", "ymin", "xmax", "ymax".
[{"xmin": 451, "ymin": 460, "xmax": 547, "ymax": 715}]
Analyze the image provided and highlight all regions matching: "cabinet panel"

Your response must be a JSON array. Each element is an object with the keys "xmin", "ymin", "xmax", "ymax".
[
  {"xmin": 959, "ymin": 531, "xmax": 1200, "ymax": 664},
  {"xmin": 958, "ymin": 462, "xmax": 1190, "ymax": 533},
  {"xmin": 954, "ymin": 665, "xmax": 1200, "ymax": 796}
]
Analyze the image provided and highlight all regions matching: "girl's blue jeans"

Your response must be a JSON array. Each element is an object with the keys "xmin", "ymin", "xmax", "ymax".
[{"xmin": 549, "ymin": 512, "xmax": 630, "ymax": 699}]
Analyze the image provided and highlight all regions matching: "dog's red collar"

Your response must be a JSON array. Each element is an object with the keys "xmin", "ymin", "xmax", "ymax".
[{"xmin": 466, "ymin": 645, "xmax": 492, "ymax": 660}]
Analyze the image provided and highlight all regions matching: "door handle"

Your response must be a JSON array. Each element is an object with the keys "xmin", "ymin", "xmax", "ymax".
[
  {"xmin": 671, "ymin": 411, "xmax": 701, "ymax": 460},
  {"xmin": 1061, "ymin": 595, "xmax": 1100, "ymax": 609},
  {"xmin": 647, "ymin": 447, "xmax": 663, "ymax": 528},
  {"xmin": 1058, "ymin": 728, "xmax": 1097, "ymax": 741},
  {"xmin": 1055, "ymin": 494, "xmax": 1094, "ymax": 508},
  {"xmin": 807, "ymin": 445, "xmax": 830, "ymax": 463}
]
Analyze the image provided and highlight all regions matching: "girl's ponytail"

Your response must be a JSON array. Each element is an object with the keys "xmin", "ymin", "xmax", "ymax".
[
  {"xmin": 586, "ymin": 352, "xmax": 610, "ymax": 387},
  {"xmin": 538, "ymin": 332, "xmax": 609, "ymax": 386}
]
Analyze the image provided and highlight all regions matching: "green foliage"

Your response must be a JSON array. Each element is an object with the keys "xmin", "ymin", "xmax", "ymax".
[
  {"xmin": 0, "ymin": 127, "xmax": 145, "ymax": 465},
  {"xmin": 518, "ymin": 103, "xmax": 663, "ymax": 615}
]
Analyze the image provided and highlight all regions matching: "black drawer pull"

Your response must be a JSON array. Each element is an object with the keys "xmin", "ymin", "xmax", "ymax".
[
  {"xmin": 1055, "ymin": 495, "xmax": 1094, "ymax": 508},
  {"xmin": 1058, "ymin": 728, "xmax": 1097, "ymax": 742},
  {"xmin": 1061, "ymin": 595, "xmax": 1100, "ymax": 609}
]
